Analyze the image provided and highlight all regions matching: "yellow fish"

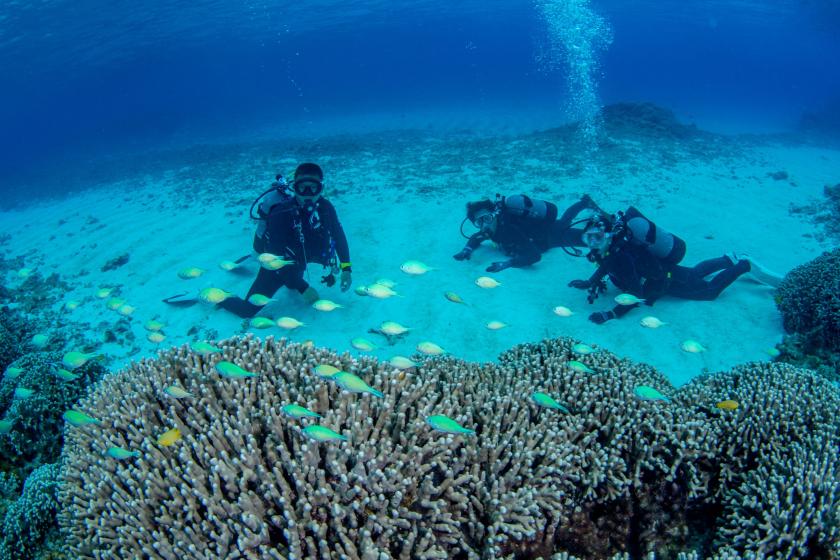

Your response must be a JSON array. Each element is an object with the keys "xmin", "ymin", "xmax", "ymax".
[
  {"xmin": 312, "ymin": 299, "xmax": 342, "ymax": 312},
  {"xmin": 157, "ymin": 428, "xmax": 182, "ymax": 447},
  {"xmin": 145, "ymin": 320, "xmax": 166, "ymax": 332},
  {"xmin": 374, "ymin": 278, "xmax": 397, "ymax": 289},
  {"xmin": 177, "ymin": 267, "xmax": 205, "ymax": 279},
  {"xmin": 485, "ymin": 320, "xmax": 508, "ymax": 330},
  {"xmin": 475, "ymin": 276, "xmax": 501, "ymax": 289},
  {"xmin": 681, "ymin": 340, "xmax": 707, "ymax": 353},
  {"xmin": 249, "ymin": 317, "xmax": 276, "ymax": 329},
  {"xmin": 164, "ymin": 386, "xmax": 193, "ymax": 399},
  {"xmin": 276, "ymin": 316, "xmax": 305, "ymax": 329},
  {"xmin": 389, "ymin": 356, "xmax": 418, "ymax": 369},
  {"xmin": 400, "ymin": 260, "xmax": 434, "ymax": 275},
  {"xmin": 351, "ymin": 337, "xmax": 377, "ymax": 352},
  {"xmin": 147, "ymin": 332, "xmax": 166, "ymax": 343},
  {"xmin": 257, "ymin": 252, "xmax": 280, "ymax": 264},
  {"xmin": 640, "ymin": 316, "xmax": 666, "ymax": 329},
  {"xmin": 715, "ymin": 399, "xmax": 739, "ymax": 411},
  {"xmin": 552, "ymin": 306, "xmax": 574, "ymax": 317},
  {"xmin": 380, "ymin": 321, "xmax": 410, "ymax": 336},
  {"xmin": 62, "ymin": 351, "xmax": 100, "ymax": 370},
  {"xmin": 95, "ymin": 288, "xmax": 113, "ymax": 299},
  {"xmin": 262, "ymin": 258, "xmax": 295, "ymax": 271},
  {"xmin": 64, "ymin": 300, "xmax": 81, "ymax": 311},
  {"xmin": 247, "ymin": 294, "xmax": 274, "ymax": 306},
  {"xmin": 444, "ymin": 291, "xmax": 465, "ymax": 304},
  {"xmin": 199, "ymin": 287, "xmax": 230, "ymax": 304},
  {"xmin": 354, "ymin": 285, "xmax": 369, "ymax": 296},
  {"xmin": 17, "ymin": 268, "xmax": 34, "ymax": 278},
  {"xmin": 417, "ymin": 341, "xmax": 445, "ymax": 356},
  {"xmin": 105, "ymin": 297, "xmax": 125, "ymax": 311},
  {"xmin": 218, "ymin": 260, "xmax": 240, "ymax": 271},
  {"xmin": 615, "ymin": 293, "xmax": 645, "ymax": 306},
  {"xmin": 366, "ymin": 283, "xmax": 399, "ymax": 299},
  {"xmin": 116, "ymin": 304, "xmax": 135, "ymax": 317}
]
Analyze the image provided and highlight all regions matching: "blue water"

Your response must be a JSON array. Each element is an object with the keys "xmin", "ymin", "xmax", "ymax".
[{"xmin": 1, "ymin": 0, "xmax": 839, "ymax": 203}]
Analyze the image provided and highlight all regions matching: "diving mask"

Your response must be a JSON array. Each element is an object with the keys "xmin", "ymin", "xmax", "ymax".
[{"xmin": 472, "ymin": 210, "xmax": 496, "ymax": 231}]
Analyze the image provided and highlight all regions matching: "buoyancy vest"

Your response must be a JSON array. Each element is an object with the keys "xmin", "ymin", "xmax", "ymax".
[
  {"xmin": 502, "ymin": 194, "xmax": 559, "ymax": 223},
  {"xmin": 621, "ymin": 206, "xmax": 686, "ymax": 267},
  {"xmin": 253, "ymin": 187, "xmax": 295, "ymax": 253}
]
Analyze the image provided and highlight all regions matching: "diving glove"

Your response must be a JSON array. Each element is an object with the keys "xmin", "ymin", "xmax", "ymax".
[
  {"xmin": 340, "ymin": 270, "xmax": 352, "ymax": 292},
  {"xmin": 453, "ymin": 247, "xmax": 473, "ymax": 261}
]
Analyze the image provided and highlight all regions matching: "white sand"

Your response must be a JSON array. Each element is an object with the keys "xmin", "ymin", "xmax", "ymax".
[{"xmin": 1, "ymin": 134, "xmax": 835, "ymax": 387}]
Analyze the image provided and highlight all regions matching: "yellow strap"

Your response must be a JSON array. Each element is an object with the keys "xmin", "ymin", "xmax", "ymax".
[{"xmin": 340, "ymin": 262, "xmax": 352, "ymax": 270}]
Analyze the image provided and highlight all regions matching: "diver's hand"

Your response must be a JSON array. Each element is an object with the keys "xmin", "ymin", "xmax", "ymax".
[
  {"xmin": 568, "ymin": 279, "xmax": 591, "ymax": 290},
  {"xmin": 301, "ymin": 286, "xmax": 320, "ymax": 305},
  {"xmin": 486, "ymin": 261, "xmax": 512, "ymax": 273},
  {"xmin": 340, "ymin": 270, "xmax": 352, "ymax": 292},
  {"xmin": 589, "ymin": 310, "xmax": 616, "ymax": 325},
  {"xmin": 453, "ymin": 247, "xmax": 473, "ymax": 261}
]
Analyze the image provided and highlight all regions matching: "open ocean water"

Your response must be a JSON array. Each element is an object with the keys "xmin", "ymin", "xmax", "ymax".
[{"xmin": 0, "ymin": 1, "xmax": 839, "ymax": 559}]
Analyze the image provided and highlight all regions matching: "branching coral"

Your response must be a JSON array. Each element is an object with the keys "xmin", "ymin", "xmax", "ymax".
[
  {"xmin": 0, "ymin": 463, "xmax": 61, "ymax": 560},
  {"xmin": 58, "ymin": 337, "xmax": 840, "ymax": 559},
  {"xmin": 0, "ymin": 352, "xmax": 105, "ymax": 472},
  {"xmin": 776, "ymin": 248, "xmax": 840, "ymax": 354}
]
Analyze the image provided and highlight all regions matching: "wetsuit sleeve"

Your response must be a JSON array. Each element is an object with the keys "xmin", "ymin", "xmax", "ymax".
[
  {"xmin": 320, "ymin": 200, "xmax": 350, "ymax": 264},
  {"xmin": 611, "ymin": 302, "xmax": 639, "ymax": 318},
  {"xmin": 465, "ymin": 231, "xmax": 488, "ymax": 250}
]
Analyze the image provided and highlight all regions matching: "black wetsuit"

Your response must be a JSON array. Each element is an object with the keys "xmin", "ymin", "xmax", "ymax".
[
  {"xmin": 465, "ymin": 196, "xmax": 592, "ymax": 267},
  {"xmin": 220, "ymin": 198, "xmax": 350, "ymax": 318},
  {"xmin": 586, "ymin": 245, "xmax": 750, "ymax": 319}
]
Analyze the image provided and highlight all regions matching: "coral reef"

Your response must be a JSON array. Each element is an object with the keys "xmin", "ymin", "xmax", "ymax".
[
  {"xmin": 0, "ymin": 463, "xmax": 62, "ymax": 560},
  {"xmin": 0, "ymin": 322, "xmax": 22, "ymax": 376},
  {"xmin": 59, "ymin": 337, "xmax": 840, "ymax": 559},
  {"xmin": 0, "ymin": 352, "xmax": 105, "ymax": 474},
  {"xmin": 775, "ymin": 248, "xmax": 840, "ymax": 356}
]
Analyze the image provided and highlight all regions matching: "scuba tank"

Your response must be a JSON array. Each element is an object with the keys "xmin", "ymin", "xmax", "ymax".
[
  {"xmin": 620, "ymin": 206, "xmax": 686, "ymax": 266},
  {"xmin": 498, "ymin": 194, "xmax": 558, "ymax": 223},
  {"xmin": 251, "ymin": 174, "xmax": 294, "ymax": 253}
]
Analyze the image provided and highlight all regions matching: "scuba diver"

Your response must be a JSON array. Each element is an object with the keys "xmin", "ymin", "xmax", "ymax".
[
  {"xmin": 220, "ymin": 162, "xmax": 352, "ymax": 318},
  {"xmin": 453, "ymin": 193, "xmax": 601, "ymax": 272},
  {"xmin": 569, "ymin": 208, "xmax": 783, "ymax": 324},
  {"xmin": 164, "ymin": 163, "xmax": 352, "ymax": 318}
]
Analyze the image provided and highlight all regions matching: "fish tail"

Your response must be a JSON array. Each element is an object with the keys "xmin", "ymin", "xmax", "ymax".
[{"xmin": 369, "ymin": 388, "xmax": 385, "ymax": 398}]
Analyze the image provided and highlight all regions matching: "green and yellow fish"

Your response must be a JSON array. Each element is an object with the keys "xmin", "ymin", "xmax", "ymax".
[
  {"xmin": 247, "ymin": 294, "xmax": 274, "ymax": 306},
  {"xmin": 716, "ymin": 399, "xmax": 739, "ymax": 411},
  {"xmin": 177, "ymin": 267, "xmax": 205, "ymax": 279},
  {"xmin": 0, "ymin": 420, "xmax": 12, "ymax": 434},
  {"xmin": 144, "ymin": 320, "xmax": 166, "ymax": 332},
  {"xmin": 31, "ymin": 334, "xmax": 49, "ymax": 348},
  {"xmin": 426, "ymin": 414, "xmax": 475, "ymax": 435},
  {"xmin": 215, "ymin": 361, "xmax": 258, "ymax": 379},
  {"xmin": 634, "ymin": 385, "xmax": 670, "ymax": 402},
  {"xmin": 388, "ymin": 356, "xmax": 417, "ymax": 370},
  {"xmin": 189, "ymin": 341, "xmax": 222, "ymax": 355},
  {"xmin": 400, "ymin": 260, "xmax": 434, "ymax": 275},
  {"xmin": 351, "ymin": 337, "xmax": 377, "ymax": 352},
  {"xmin": 276, "ymin": 316, "xmax": 305, "ymax": 329},
  {"xmin": 312, "ymin": 299, "xmax": 342, "ymax": 312},
  {"xmin": 147, "ymin": 332, "xmax": 166, "ymax": 343},
  {"xmin": 444, "ymin": 291, "xmax": 465, "ymax": 304},
  {"xmin": 164, "ymin": 386, "xmax": 193, "ymax": 399},
  {"xmin": 249, "ymin": 317, "xmax": 276, "ymax": 329},
  {"xmin": 199, "ymin": 287, "xmax": 230, "ymax": 304},
  {"xmin": 416, "ymin": 341, "xmax": 445, "ymax": 356},
  {"xmin": 531, "ymin": 392, "xmax": 570, "ymax": 413},
  {"xmin": 53, "ymin": 368, "xmax": 80, "ymax": 382},
  {"xmin": 106, "ymin": 446, "xmax": 140, "ymax": 460},
  {"xmin": 62, "ymin": 351, "xmax": 100, "ymax": 370},
  {"xmin": 567, "ymin": 360, "xmax": 593, "ymax": 374},
  {"xmin": 4, "ymin": 367, "xmax": 23, "ymax": 380},
  {"xmin": 313, "ymin": 364, "xmax": 340, "ymax": 378},
  {"xmin": 14, "ymin": 388, "xmax": 34, "ymax": 399},
  {"xmin": 332, "ymin": 371, "xmax": 384, "ymax": 398},
  {"xmin": 303, "ymin": 425, "xmax": 347, "ymax": 442},
  {"xmin": 63, "ymin": 410, "xmax": 101, "ymax": 427},
  {"xmin": 281, "ymin": 404, "xmax": 321, "ymax": 420}
]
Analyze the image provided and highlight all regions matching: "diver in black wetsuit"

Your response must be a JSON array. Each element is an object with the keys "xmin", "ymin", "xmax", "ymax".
[
  {"xmin": 218, "ymin": 163, "xmax": 352, "ymax": 318},
  {"xmin": 453, "ymin": 194, "xmax": 601, "ymax": 272},
  {"xmin": 568, "ymin": 208, "xmax": 781, "ymax": 324}
]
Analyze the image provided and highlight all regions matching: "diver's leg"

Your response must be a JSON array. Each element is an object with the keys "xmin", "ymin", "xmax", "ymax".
[
  {"xmin": 688, "ymin": 256, "xmax": 733, "ymax": 278},
  {"xmin": 218, "ymin": 269, "xmax": 282, "ymax": 318},
  {"xmin": 669, "ymin": 259, "xmax": 750, "ymax": 301}
]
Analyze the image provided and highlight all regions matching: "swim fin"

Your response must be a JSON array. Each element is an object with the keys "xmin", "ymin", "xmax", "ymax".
[{"xmin": 162, "ymin": 292, "xmax": 199, "ymax": 307}]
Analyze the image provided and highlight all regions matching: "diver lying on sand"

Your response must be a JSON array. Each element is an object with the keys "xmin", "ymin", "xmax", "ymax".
[
  {"xmin": 453, "ymin": 193, "xmax": 601, "ymax": 272},
  {"xmin": 569, "ymin": 207, "xmax": 784, "ymax": 324}
]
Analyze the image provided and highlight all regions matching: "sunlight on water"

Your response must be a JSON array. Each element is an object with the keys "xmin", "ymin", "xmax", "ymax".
[{"xmin": 534, "ymin": 0, "xmax": 612, "ymax": 150}]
